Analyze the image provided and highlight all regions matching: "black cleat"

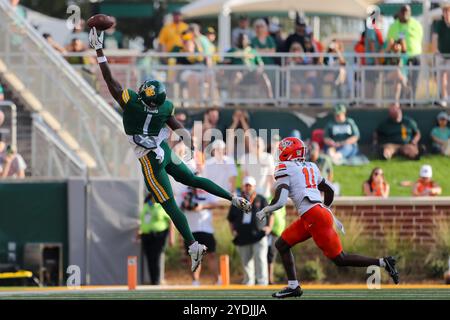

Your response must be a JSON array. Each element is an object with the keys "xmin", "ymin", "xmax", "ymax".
[
  {"xmin": 384, "ymin": 256, "xmax": 400, "ymax": 284},
  {"xmin": 272, "ymin": 286, "xmax": 303, "ymax": 299}
]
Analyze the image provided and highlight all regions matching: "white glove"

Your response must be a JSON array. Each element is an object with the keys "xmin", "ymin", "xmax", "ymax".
[
  {"xmin": 256, "ymin": 208, "xmax": 267, "ymax": 221},
  {"xmin": 89, "ymin": 27, "xmax": 104, "ymax": 50}
]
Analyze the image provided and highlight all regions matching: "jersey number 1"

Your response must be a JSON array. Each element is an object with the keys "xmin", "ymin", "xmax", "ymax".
[{"xmin": 302, "ymin": 167, "xmax": 317, "ymax": 188}]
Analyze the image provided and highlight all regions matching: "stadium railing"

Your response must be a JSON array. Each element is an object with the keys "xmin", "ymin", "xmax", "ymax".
[
  {"xmin": 31, "ymin": 114, "xmax": 87, "ymax": 178},
  {"xmin": 0, "ymin": 0, "xmax": 133, "ymax": 178},
  {"xmin": 65, "ymin": 51, "xmax": 445, "ymax": 108}
]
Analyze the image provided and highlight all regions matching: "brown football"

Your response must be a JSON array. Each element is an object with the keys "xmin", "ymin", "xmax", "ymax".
[{"xmin": 87, "ymin": 14, "xmax": 115, "ymax": 31}]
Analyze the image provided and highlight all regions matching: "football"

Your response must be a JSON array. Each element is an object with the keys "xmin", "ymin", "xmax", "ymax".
[{"xmin": 87, "ymin": 14, "xmax": 115, "ymax": 31}]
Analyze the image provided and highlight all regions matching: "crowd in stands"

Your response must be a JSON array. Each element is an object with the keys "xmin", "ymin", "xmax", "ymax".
[
  {"xmin": 27, "ymin": 2, "xmax": 450, "ymax": 106},
  {"xmin": 148, "ymin": 4, "xmax": 449, "ymax": 105}
]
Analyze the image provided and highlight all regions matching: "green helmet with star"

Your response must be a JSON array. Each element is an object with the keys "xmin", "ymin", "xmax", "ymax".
[{"xmin": 138, "ymin": 79, "xmax": 167, "ymax": 108}]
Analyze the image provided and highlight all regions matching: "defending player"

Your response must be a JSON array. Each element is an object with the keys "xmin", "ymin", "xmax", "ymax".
[
  {"xmin": 88, "ymin": 28, "xmax": 251, "ymax": 272},
  {"xmin": 256, "ymin": 137, "xmax": 399, "ymax": 298}
]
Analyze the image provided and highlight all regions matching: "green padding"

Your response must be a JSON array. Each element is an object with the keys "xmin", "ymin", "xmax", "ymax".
[
  {"xmin": 0, "ymin": 182, "xmax": 68, "ymax": 268},
  {"xmin": 99, "ymin": 3, "xmax": 154, "ymax": 18},
  {"xmin": 379, "ymin": 3, "xmax": 423, "ymax": 17}
]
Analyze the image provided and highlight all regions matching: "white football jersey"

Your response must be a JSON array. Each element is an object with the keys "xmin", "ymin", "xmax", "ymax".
[{"xmin": 274, "ymin": 160, "xmax": 325, "ymax": 215}]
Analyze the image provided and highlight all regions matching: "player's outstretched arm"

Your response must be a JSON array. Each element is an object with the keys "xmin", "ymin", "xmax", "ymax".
[
  {"xmin": 89, "ymin": 27, "xmax": 124, "ymax": 107},
  {"xmin": 256, "ymin": 184, "xmax": 289, "ymax": 220}
]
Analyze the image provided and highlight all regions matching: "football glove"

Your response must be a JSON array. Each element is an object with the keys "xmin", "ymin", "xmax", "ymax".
[{"xmin": 89, "ymin": 27, "xmax": 104, "ymax": 50}]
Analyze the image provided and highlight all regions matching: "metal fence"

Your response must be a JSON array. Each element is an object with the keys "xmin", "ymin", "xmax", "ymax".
[
  {"xmin": 0, "ymin": 0, "xmax": 134, "ymax": 178},
  {"xmin": 31, "ymin": 115, "xmax": 87, "ymax": 178},
  {"xmin": 68, "ymin": 52, "xmax": 448, "ymax": 108}
]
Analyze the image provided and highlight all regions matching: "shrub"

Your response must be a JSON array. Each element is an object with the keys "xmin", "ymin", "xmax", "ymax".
[{"xmin": 300, "ymin": 258, "xmax": 325, "ymax": 282}]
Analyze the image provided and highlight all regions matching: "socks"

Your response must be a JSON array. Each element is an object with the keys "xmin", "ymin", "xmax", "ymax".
[
  {"xmin": 288, "ymin": 280, "xmax": 299, "ymax": 289},
  {"xmin": 379, "ymin": 258, "xmax": 386, "ymax": 268},
  {"xmin": 161, "ymin": 198, "xmax": 195, "ymax": 243}
]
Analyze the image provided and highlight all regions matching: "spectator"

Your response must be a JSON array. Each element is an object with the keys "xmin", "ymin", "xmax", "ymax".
[
  {"xmin": 171, "ymin": 31, "xmax": 206, "ymax": 104},
  {"xmin": 239, "ymin": 137, "xmax": 275, "ymax": 198},
  {"xmin": 227, "ymin": 176, "xmax": 273, "ymax": 285},
  {"xmin": 0, "ymin": 143, "xmax": 26, "ymax": 179},
  {"xmin": 202, "ymin": 139, "xmax": 237, "ymax": 195},
  {"xmin": 354, "ymin": 31, "xmax": 366, "ymax": 65},
  {"xmin": 158, "ymin": 10, "xmax": 189, "ymax": 53},
  {"xmin": 323, "ymin": 104, "xmax": 360, "ymax": 164},
  {"xmin": 412, "ymin": 165, "xmax": 442, "ymax": 196},
  {"xmin": 432, "ymin": 2, "xmax": 450, "ymax": 107},
  {"xmin": 103, "ymin": 17, "xmax": 124, "ymax": 49},
  {"xmin": 365, "ymin": 14, "xmax": 384, "ymax": 66},
  {"xmin": 224, "ymin": 33, "xmax": 273, "ymax": 99},
  {"xmin": 251, "ymin": 19, "xmax": 276, "ymax": 65},
  {"xmin": 283, "ymin": 17, "xmax": 308, "ymax": 52},
  {"xmin": 308, "ymin": 142, "xmax": 334, "ymax": 182},
  {"xmin": 205, "ymin": 27, "xmax": 219, "ymax": 62},
  {"xmin": 286, "ymin": 42, "xmax": 317, "ymax": 99},
  {"xmin": 181, "ymin": 185, "xmax": 221, "ymax": 285},
  {"xmin": 10, "ymin": 0, "xmax": 26, "ymax": 19},
  {"xmin": 64, "ymin": 19, "xmax": 89, "ymax": 49},
  {"xmin": 363, "ymin": 167, "xmax": 390, "ymax": 197},
  {"xmin": 227, "ymin": 109, "xmax": 251, "ymax": 159},
  {"xmin": 267, "ymin": 205, "xmax": 286, "ymax": 285},
  {"xmin": 384, "ymin": 39, "xmax": 408, "ymax": 103},
  {"xmin": 201, "ymin": 108, "xmax": 225, "ymax": 150},
  {"xmin": 430, "ymin": 112, "xmax": 450, "ymax": 155},
  {"xmin": 43, "ymin": 33, "xmax": 66, "ymax": 54},
  {"xmin": 138, "ymin": 194, "xmax": 173, "ymax": 285},
  {"xmin": 66, "ymin": 38, "xmax": 97, "ymax": 88},
  {"xmin": 0, "ymin": 84, "xmax": 4, "ymax": 101},
  {"xmin": 206, "ymin": 27, "xmax": 217, "ymax": 46},
  {"xmin": 189, "ymin": 23, "xmax": 214, "ymax": 58},
  {"xmin": 386, "ymin": 5, "xmax": 423, "ymax": 94},
  {"xmin": 268, "ymin": 21, "xmax": 284, "ymax": 52},
  {"xmin": 376, "ymin": 104, "xmax": 421, "ymax": 160},
  {"xmin": 364, "ymin": 15, "xmax": 384, "ymax": 99},
  {"xmin": 232, "ymin": 15, "xmax": 255, "ymax": 47},
  {"xmin": 323, "ymin": 40, "xmax": 347, "ymax": 99}
]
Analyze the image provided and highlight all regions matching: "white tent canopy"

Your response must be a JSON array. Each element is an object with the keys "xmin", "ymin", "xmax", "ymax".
[
  {"xmin": 182, "ymin": 0, "xmax": 380, "ymax": 19},
  {"xmin": 181, "ymin": 0, "xmax": 380, "ymax": 51}
]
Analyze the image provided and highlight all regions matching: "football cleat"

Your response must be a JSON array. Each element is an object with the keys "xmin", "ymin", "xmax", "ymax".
[
  {"xmin": 383, "ymin": 256, "xmax": 400, "ymax": 284},
  {"xmin": 272, "ymin": 286, "xmax": 303, "ymax": 299},
  {"xmin": 188, "ymin": 241, "xmax": 208, "ymax": 273},
  {"xmin": 232, "ymin": 196, "xmax": 252, "ymax": 213}
]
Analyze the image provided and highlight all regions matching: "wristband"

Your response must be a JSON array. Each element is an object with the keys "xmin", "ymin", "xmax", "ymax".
[{"xmin": 97, "ymin": 56, "xmax": 107, "ymax": 64}]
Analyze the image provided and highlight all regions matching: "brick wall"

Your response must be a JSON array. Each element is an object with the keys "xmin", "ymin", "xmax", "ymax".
[
  {"xmin": 332, "ymin": 198, "xmax": 450, "ymax": 245},
  {"xmin": 214, "ymin": 197, "xmax": 450, "ymax": 246}
]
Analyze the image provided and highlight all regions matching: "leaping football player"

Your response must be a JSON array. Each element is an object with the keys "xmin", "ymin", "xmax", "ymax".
[
  {"xmin": 256, "ymin": 137, "xmax": 399, "ymax": 298},
  {"xmin": 89, "ymin": 28, "xmax": 251, "ymax": 273}
]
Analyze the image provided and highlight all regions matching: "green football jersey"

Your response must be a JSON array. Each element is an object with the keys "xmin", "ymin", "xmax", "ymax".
[{"xmin": 121, "ymin": 88, "xmax": 174, "ymax": 136}]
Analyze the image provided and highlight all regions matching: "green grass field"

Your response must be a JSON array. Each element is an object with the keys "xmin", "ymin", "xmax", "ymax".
[
  {"xmin": 333, "ymin": 155, "xmax": 450, "ymax": 196},
  {"xmin": 1, "ymin": 286, "xmax": 449, "ymax": 300}
]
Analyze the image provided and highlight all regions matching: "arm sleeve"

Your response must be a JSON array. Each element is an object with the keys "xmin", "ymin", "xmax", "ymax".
[
  {"xmin": 262, "ymin": 187, "xmax": 289, "ymax": 214},
  {"xmin": 318, "ymin": 178, "xmax": 335, "ymax": 207}
]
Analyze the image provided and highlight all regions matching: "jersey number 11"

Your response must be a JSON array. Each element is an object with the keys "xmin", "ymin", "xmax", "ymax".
[{"xmin": 302, "ymin": 167, "xmax": 317, "ymax": 189}]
